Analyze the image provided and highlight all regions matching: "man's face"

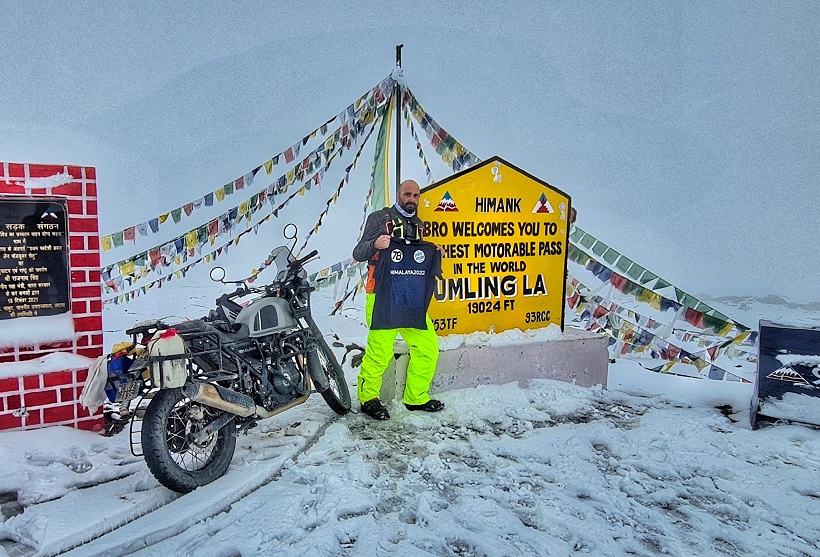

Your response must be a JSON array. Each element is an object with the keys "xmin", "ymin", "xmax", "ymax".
[{"xmin": 398, "ymin": 182, "xmax": 420, "ymax": 213}]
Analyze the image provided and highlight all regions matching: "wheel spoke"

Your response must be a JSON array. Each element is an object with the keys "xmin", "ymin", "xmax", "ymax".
[{"xmin": 163, "ymin": 400, "xmax": 218, "ymax": 471}]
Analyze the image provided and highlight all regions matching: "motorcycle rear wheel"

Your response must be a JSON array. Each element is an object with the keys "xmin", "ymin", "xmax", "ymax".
[
  {"xmin": 311, "ymin": 337, "xmax": 351, "ymax": 415},
  {"xmin": 141, "ymin": 388, "xmax": 237, "ymax": 493}
]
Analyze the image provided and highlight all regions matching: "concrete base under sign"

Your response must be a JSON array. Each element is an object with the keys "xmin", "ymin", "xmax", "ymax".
[{"xmin": 378, "ymin": 326, "xmax": 609, "ymax": 403}]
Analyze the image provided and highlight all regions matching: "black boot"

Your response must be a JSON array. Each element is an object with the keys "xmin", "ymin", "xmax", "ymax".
[
  {"xmin": 404, "ymin": 399, "xmax": 444, "ymax": 412},
  {"xmin": 361, "ymin": 399, "xmax": 390, "ymax": 420}
]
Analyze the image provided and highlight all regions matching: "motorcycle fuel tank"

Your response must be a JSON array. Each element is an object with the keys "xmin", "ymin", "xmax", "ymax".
[{"xmin": 236, "ymin": 297, "xmax": 298, "ymax": 338}]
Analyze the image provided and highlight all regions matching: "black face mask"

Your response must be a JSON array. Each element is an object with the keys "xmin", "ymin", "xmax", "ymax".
[{"xmin": 389, "ymin": 215, "xmax": 421, "ymax": 243}]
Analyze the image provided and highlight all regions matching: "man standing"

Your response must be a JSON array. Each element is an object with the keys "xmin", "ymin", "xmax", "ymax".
[{"xmin": 352, "ymin": 179, "xmax": 445, "ymax": 420}]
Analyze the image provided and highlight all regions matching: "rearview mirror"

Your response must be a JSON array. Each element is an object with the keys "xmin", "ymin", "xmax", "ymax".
[
  {"xmin": 209, "ymin": 266, "xmax": 226, "ymax": 282},
  {"xmin": 283, "ymin": 223, "xmax": 298, "ymax": 240}
]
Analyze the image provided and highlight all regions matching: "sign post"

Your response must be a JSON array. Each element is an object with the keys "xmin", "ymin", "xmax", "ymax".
[
  {"xmin": 418, "ymin": 156, "xmax": 571, "ymax": 335},
  {"xmin": 0, "ymin": 162, "xmax": 103, "ymax": 432},
  {"xmin": 754, "ymin": 320, "xmax": 820, "ymax": 428},
  {"xmin": 0, "ymin": 198, "xmax": 71, "ymax": 320}
]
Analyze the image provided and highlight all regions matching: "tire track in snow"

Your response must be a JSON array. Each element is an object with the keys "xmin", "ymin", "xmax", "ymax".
[{"xmin": 52, "ymin": 408, "xmax": 343, "ymax": 557}]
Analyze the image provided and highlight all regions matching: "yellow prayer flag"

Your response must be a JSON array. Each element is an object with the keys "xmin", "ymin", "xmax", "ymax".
[
  {"xmin": 215, "ymin": 188, "xmax": 226, "ymax": 202},
  {"xmin": 693, "ymin": 358, "xmax": 711, "ymax": 372},
  {"xmin": 716, "ymin": 321, "xmax": 734, "ymax": 337},
  {"xmin": 636, "ymin": 288, "xmax": 661, "ymax": 310},
  {"xmin": 264, "ymin": 160, "xmax": 273, "ymax": 175},
  {"xmin": 101, "ymin": 235, "xmax": 113, "ymax": 251},
  {"xmin": 185, "ymin": 230, "xmax": 198, "ymax": 250},
  {"xmin": 159, "ymin": 213, "xmax": 169, "ymax": 224},
  {"xmin": 120, "ymin": 260, "xmax": 135, "ymax": 277}
]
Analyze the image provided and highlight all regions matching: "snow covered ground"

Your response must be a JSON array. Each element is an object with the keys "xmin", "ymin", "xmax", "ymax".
[
  {"xmin": 1, "ymin": 289, "xmax": 820, "ymax": 557},
  {"xmin": 2, "ymin": 3, "xmax": 818, "ymax": 555}
]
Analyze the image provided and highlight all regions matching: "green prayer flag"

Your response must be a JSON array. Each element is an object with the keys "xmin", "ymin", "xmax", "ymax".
[
  {"xmin": 615, "ymin": 256, "xmax": 633, "ymax": 273},
  {"xmin": 368, "ymin": 104, "xmax": 391, "ymax": 211},
  {"xmin": 638, "ymin": 270, "xmax": 657, "ymax": 285}
]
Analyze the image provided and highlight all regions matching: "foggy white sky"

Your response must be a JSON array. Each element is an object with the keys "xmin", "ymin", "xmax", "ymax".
[{"xmin": 1, "ymin": 1, "xmax": 817, "ymax": 301}]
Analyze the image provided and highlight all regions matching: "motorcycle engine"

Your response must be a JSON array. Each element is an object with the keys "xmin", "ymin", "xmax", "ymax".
[
  {"xmin": 267, "ymin": 340, "xmax": 305, "ymax": 395},
  {"xmin": 272, "ymin": 360, "xmax": 301, "ymax": 394}
]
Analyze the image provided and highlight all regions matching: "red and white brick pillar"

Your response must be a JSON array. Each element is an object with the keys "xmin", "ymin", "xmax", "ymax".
[{"xmin": 0, "ymin": 162, "xmax": 104, "ymax": 432}]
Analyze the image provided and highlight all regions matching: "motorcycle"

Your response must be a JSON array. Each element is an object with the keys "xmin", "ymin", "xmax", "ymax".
[{"xmin": 106, "ymin": 225, "xmax": 351, "ymax": 493}]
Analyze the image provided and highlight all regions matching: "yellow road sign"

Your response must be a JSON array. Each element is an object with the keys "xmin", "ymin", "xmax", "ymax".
[{"xmin": 418, "ymin": 156, "xmax": 570, "ymax": 335}]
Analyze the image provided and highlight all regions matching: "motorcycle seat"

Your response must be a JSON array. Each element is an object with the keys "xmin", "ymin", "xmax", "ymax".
[
  {"xmin": 174, "ymin": 319, "xmax": 250, "ymax": 342},
  {"xmin": 174, "ymin": 319, "xmax": 211, "ymax": 333},
  {"xmin": 216, "ymin": 323, "xmax": 250, "ymax": 341}
]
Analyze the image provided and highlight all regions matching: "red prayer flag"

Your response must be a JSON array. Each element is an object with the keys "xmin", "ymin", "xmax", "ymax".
[{"xmin": 684, "ymin": 307, "xmax": 705, "ymax": 328}]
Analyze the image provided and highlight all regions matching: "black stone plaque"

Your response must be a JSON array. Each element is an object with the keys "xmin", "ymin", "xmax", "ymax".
[
  {"xmin": 753, "ymin": 319, "xmax": 820, "ymax": 426},
  {"xmin": 0, "ymin": 198, "xmax": 70, "ymax": 319}
]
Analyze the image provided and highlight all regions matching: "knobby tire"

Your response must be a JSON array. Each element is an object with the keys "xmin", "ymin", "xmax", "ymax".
[
  {"xmin": 311, "ymin": 334, "xmax": 352, "ymax": 415},
  {"xmin": 141, "ymin": 388, "xmax": 237, "ymax": 493}
]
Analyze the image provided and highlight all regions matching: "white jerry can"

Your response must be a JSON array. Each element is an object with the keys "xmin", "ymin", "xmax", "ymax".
[{"xmin": 148, "ymin": 329, "xmax": 188, "ymax": 389}]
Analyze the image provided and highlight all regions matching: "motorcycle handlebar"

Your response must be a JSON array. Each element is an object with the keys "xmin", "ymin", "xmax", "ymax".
[
  {"xmin": 218, "ymin": 285, "xmax": 248, "ymax": 302},
  {"xmin": 295, "ymin": 249, "xmax": 318, "ymax": 267}
]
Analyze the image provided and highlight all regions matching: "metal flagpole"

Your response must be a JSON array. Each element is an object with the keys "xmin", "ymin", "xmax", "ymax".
[{"xmin": 394, "ymin": 44, "xmax": 403, "ymax": 196}]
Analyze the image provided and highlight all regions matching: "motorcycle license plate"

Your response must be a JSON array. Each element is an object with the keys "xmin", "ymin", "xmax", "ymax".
[{"xmin": 115, "ymin": 379, "xmax": 143, "ymax": 403}]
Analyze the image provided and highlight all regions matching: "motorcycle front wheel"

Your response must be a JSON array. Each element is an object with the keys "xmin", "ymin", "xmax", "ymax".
[
  {"xmin": 141, "ymin": 388, "xmax": 237, "ymax": 493},
  {"xmin": 310, "ymin": 337, "xmax": 352, "ymax": 415}
]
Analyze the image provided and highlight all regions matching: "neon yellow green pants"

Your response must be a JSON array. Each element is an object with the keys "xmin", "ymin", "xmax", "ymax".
[{"xmin": 357, "ymin": 293, "xmax": 439, "ymax": 406}]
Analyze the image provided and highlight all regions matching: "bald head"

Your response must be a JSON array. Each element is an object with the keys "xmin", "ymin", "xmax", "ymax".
[{"xmin": 398, "ymin": 180, "xmax": 421, "ymax": 214}]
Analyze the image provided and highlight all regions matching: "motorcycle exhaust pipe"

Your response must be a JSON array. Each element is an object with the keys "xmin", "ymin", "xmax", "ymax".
[
  {"xmin": 183, "ymin": 382, "xmax": 256, "ymax": 418},
  {"xmin": 183, "ymin": 382, "xmax": 310, "ymax": 419}
]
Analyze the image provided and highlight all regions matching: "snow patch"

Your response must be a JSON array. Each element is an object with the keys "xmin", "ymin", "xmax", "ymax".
[
  {"xmin": 15, "ymin": 172, "xmax": 73, "ymax": 190},
  {"xmin": 0, "ymin": 352, "xmax": 95, "ymax": 380},
  {"xmin": 0, "ymin": 312, "xmax": 75, "ymax": 350},
  {"xmin": 776, "ymin": 353, "xmax": 820, "ymax": 368},
  {"xmin": 439, "ymin": 324, "xmax": 564, "ymax": 351},
  {"xmin": 758, "ymin": 391, "xmax": 820, "ymax": 426}
]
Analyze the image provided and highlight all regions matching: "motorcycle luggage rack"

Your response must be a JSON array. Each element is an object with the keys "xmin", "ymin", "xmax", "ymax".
[
  {"xmin": 181, "ymin": 329, "xmax": 232, "ymax": 372},
  {"xmin": 189, "ymin": 367, "xmax": 237, "ymax": 383}
]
